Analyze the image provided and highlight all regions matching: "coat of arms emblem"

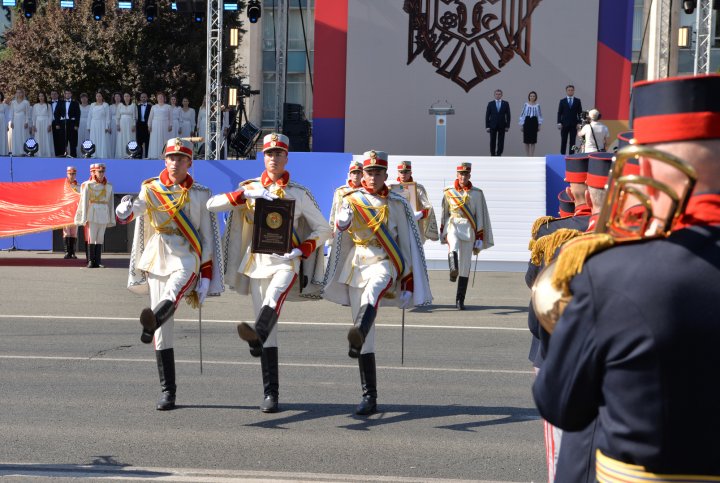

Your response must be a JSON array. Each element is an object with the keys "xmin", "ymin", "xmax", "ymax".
[{"xmin": 404, "ymin": 0, "xmax": 542, "ymax": 92}]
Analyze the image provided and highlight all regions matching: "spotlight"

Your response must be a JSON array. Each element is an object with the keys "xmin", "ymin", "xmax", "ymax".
[
  {"xmin": 683, "ymin": 0, "xmax": 696, "ymax": 14},
  {"xmin": 80, "ymin": 140, "xmax": 96, "ymax": 158},
  {"xmin": 23, "ymin": 138, "xmax": 39, "ymax": 156},
  {"xmin": 22, "ymin": 0, "xmax": 36, "ymax": 17},
  {"xmin": 91, "ymin": 0, "xmax": 105, "ymax": 20},
  {"xmin": 194, "ymin": 12, "xmax": 203, "ymax": 22},
  {"xmin": 126, "ymin": 140, "xmax": 141, "ymax": 159},
  {"xmin": 247, "ymin": 0, "xmax": 260, "ymax": 23},
  {"xmin": 117, "ymin": 0, "xmax": 132, "ymax": 9},
  {"xmin": 144, "ymin": 0, "xmax": 157, "ymax": 21}
]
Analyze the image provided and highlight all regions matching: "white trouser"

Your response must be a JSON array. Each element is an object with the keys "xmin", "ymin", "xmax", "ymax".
[
  {"xmin": 149, "ymin": 269, "xmax": 198, "ymax": 351},
  {"xmin": 63, "ymin": 225, "xmax": 78, "ymax": 237},
  {"xmin": 85, "ymin": 222, "xmax": 106, "ymax": 245},
  {"xmin": 249, "ymin": 269, "xmax": 297, "ymax": 349},
  {"xmin": 446, "ymin": 231, "xmax": 473, "ymax": 277},
  {"xmin": 348, "ymin": 272, "xmax": 393, "ymax": 354}
]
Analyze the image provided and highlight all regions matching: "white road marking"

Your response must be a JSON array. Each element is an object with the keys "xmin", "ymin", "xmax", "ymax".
[
  {"xmin": 0, "ymin": 463, "xmax": 522, "ymax": 482},
  {"xmin": 0, "ymin": 354, "xmax": 533, "ymax": 374},
  {"xmin": 0, "ymin": 314, "xmax": 527, "ymax": 331}
]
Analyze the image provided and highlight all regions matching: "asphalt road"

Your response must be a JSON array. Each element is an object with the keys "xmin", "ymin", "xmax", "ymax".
[{"xmin": 0, "ymin": 253, "xmax": 543, "ymax": 482}]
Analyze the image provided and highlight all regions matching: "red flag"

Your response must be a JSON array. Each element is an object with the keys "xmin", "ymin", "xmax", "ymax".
[{"xmin": 0, "ymin": 179, "xmax": 80, "ymax": 238}]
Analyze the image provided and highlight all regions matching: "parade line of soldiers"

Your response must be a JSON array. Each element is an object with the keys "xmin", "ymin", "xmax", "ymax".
[{"xmin": 68, "ymin": 73, "xmax": 720, "ymax": 481}]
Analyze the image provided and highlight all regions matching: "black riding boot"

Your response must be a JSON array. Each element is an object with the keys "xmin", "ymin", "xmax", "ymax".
[
  {"xmin": 456, "ymin": 276, "xmax": 469, "ymax": 310},
  {"xmin": 95, "ymin": 244, "xmax": 104, "ymax": 268},
  {"xmin": 356, "ymin": 353, "xmax": 377, "ymax": 415},
  {"xmin": 237, "ymin": 305, "xmax": 278, "ymax": 357},
  {"xmin": 155, "ymin": 348, "xmax": 176, "ymax": 410},
  {"xmin": 140, "ymin": 299, "xmax": 175, "ymax": 344},
  {"xmin": 347, "ymin": 304, "xmax": 376, "ymax": 358},
  {"xmin": 63, "ymin": 237, "xmax": 72, "ymax": 259},
  {"xmin": 68, "ymin": 237, "xmax": 77, "ymax": 259},
  {"xmin": 448, "ymin": 251, "xmax": 459, "ymax": 282},
  {"xmin": 87, "ymin": 243, "xmax": 96, "ymax": 268},
  {"xmin": 260, "ymin": 347, "xmax": 279, "ymax": 413}
]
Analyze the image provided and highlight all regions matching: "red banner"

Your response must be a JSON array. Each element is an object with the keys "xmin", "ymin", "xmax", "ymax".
[{"xmin": 0, "ymin": 178, "xmax": 80, "ymax": 238}]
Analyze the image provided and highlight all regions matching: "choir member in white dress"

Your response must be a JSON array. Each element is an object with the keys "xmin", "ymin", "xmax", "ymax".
[
  {"xmin": 77, "ymin": 93, "xmax": 91, "ymax": 153},
  {"xmin": 109, "ymin": 93, "xmax": 122, "ymax": 158},
  {"xmin": 87, "ymin": 92, "xmax": 111, "ymax": 158},
  {"xmin": 177, "ymin": 97, "xmax": 196, "ymax": 138},
  {"xmin": 31, "ymin": 92, "xmax": 54, "ymax": 158},
  {"xmin": 147, "ymin": 92, "xmax": 173, "ymax": 159},
  {"xmin": 169, "ymin": 94, "xmax": 180, "ymax": 138},
  {"xmin": 9, "ymin": 89, "xmax": 31, "ymax": 155},
  {"xmin": 0, "ymin": 93, "xmax": 11, "ymax": 155},
  {"xmin": 115, "ymin": 92, "xmax": 137, "ymax": 158}
]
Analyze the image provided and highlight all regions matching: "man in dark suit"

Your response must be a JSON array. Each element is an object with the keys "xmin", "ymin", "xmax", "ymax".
[
  {"xmin": 136, "ymin": 92, "xmax": 152, "ymax": 158},
  {"xmin": 485, "ymin": 89, "xmax": 511, "ymax": 156},
  {"xmin": 556, "ymin": 85, "xmax": 583, "ymax": 155},
  {"xmin": 55, "ymin": 89, "xmax": 81, "ymax": 157},
  {"xmin": 50, "ymin": 90, "xmax": 64, "ymax": 157}
]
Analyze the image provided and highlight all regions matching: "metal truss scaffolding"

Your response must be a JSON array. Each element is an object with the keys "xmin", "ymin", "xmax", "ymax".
[
  {"xmin": 205, "ymin": 0, "xmax": 223, "ymax": 160},
  {"xmin": 273, "ymin": 0, "xmax": 288, "ymax": 132},
  {"xmin": 694, "ymin": 0, "xmax": 713, "ymax": 74}
]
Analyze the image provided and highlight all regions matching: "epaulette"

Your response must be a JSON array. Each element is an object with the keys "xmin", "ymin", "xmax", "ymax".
[
  {"xmin": 529, "ymin": 216, "xmax": 556, "ymax": 244},
  {"xmin": 239, "ymin": 178, "xmax": 258, "ymax": 187},
  {"xmin": 443, "ymin": 186, "xmax": 453, "ymax": 192},
  {"xmin": 141, "ymin": 177, "xmax": 158, "ymax": 185},
  {"xmin": 551, "ymin": 233, "xmax": 616, "ymax": 296},
  {"xmin": 530, "ymin": 228, "xmax": 585, "ymax": 266},
  {"xmin": 191, "ymin": 182, "xmax": 210, "ymax": 192},
  {"xmin": 342, "ymin": 189, "xmax": 360, "ymax": 198}
]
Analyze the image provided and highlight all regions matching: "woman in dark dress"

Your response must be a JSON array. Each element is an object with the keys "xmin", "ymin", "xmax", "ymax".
[{"xmin": 519, "ymin": 91, "xmax": 542, "ymax": 156}]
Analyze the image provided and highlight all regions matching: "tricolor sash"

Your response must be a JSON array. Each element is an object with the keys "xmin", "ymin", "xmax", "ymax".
[
  {"xmin": 596, "ymin": 450, "xmax": 720, "ymax": 483},
  {"xmin": 291, "ymin": 228, "xmax": 300, "ymax": 249},
  {"xmin": 148, "ymin": 180, "xmax": 202, "ymax": 256},
  {"xmin": 446, "ymin": 188, "xmax": 477, "ymax": 233},
  {"xmin": 350, "ymin": 192, "xmax": 406, "ymax": 276}
]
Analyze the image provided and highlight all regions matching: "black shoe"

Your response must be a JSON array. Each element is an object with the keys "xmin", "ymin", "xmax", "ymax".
[
  {"xmin": 355, "ymin": 395, "xmax": 377, "ymax": 415},
  {"xmin": 260, "ymin": 395, "xmax": 278, "ymax": 413},
  {"xmin": 237, "ymin": 322, "xmax": 263, "ymax": 357},
  {"xmin": 140, "ymin": 329, "xmax": 153, "ymax": 344},
  {"xmin": 347, "ymin": 305, "xmax": 376, "ymax": 359},
  {"xmin": 156, "ymin": 391, "xmax": 176, "ymax": 410},
  {"xmin": 448, "ymin": 251, "xmax": 459, "ymax": 282},
  {"xmin": 140, "ymin": 300, "xmax": 175, "ymax": 336}
]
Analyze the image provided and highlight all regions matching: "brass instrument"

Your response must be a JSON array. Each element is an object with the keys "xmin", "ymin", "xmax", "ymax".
[{"xmin": 531, "ymin": 144, "xmax": 698, "ymax": 333}]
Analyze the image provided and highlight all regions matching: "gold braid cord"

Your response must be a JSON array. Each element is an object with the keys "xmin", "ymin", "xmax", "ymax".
[
  {"xmin": 144, "ymin": 183, "xmax": 190, "ymax": 230},
  {"xmin": 346, "ymin": 197, "xmax": 388, "ymax": 245},
  {"xmin": 551, "ymin": 233, "xmax": 616, "ymax": 295}
]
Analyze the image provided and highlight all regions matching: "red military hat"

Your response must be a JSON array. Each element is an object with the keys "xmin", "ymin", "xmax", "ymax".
[
  {"xmin": 586, "ymin": 152, "xmax": 614, "ymax": 189},
  {"xmin": 263, "ymin": 132, "xmax": 290, "ymax": 153},
  {"xmin": 564, "ymin": 154, "xmax": 589, "ymax": 184},
  {"xmin": 397, "ymin": 160, "xmax": 412, "ymax": 172},
  {"xmin": 632, "ymin": 74, "xmax": 720, "ymax": 144},
  {"xmin": 164, "ymin": 138, "xmax": 193, "ymax": 159},
  {"xmin": 362, "ymin": 150, "xmax": 388, "ymax": 170},
  {"xmin": 66, "ymin": 166, "xmax": 77, "ymax": 173},
  {"xmin": 348, "ymin": 160, "xmax": 363, "ymax": 173},
  {"xmin": 456, "ymin": 162, "xmax": 472, "ymax": 173},
  {"xmin": 616, "ymin": 130, "xmax": 634, "ymax": 150}
]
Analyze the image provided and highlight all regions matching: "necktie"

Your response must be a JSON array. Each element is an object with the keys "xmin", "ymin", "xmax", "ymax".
[
  {"xmin": 496, "ymin": 101, "xmax": 501, "ymax": 111},
  {"xmin": 568, "ymin": 97, "xmax": 573, "ymax": 108}
]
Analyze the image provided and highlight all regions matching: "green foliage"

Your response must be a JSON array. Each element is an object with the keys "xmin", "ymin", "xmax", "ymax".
[{"xmin": 0, "ymin": 0, "xmax": 244, "ymax": 107}]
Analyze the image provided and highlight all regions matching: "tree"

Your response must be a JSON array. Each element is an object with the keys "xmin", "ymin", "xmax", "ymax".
[{"xmin": 0, "ymin": 0, "xmax": 243, "ymax": 107}]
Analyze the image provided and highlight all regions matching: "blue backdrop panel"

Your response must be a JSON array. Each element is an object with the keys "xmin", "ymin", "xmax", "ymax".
[
  {"xmin": 2, "ymin": 153, "xmax": 352, "ymax": 250},
  {"xmin": 545, "ymin": 154, "xmax": 567, "ymax": 217}
]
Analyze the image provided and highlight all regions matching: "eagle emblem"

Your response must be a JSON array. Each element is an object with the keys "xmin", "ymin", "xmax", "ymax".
[{"xmin": 404, "ymin": 0, "xmax": 542, "ymax": 92}]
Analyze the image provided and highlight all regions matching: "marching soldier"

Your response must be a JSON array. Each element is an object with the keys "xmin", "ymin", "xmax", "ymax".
[
  {"xmin": 115, "ymin": 138, "xmax": 223, "ymax": 410},
  {"xmin": 207, "ymin": 132, "xmax": 331, "ymax": 413},
  {"xmin": 533, "ymin": 75, "xmax": 720, "ymax": 478},
  {"xmin": 440, "ymin": 162, "xmax": 494, "ymax": 310},
  {"xmin": 74, "ymin": 162, "xmax": 114, "ymax": 268},
  {"xmin": 390, "ymin": 160, "xmax": 439, "ymax": 243},
  {"xmin": 329, "ymin": 160, "xmax": 363, "ymax": 230},
  {"xmin": 323, "ymin": 150, "xmax": 432, "ymax": 415},
  {"xmin": 62, "ymin": 166, "xmax": 79, "ymax": 259}
]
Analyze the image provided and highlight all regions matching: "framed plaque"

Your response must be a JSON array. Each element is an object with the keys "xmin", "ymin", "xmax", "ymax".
[
  {"xmin": 395, "ymin": 182, "xmax": 419, "ymax": 211},
  {"xmin": 251, "ymin": 198, "xmax": 296, "ymax": 255}
]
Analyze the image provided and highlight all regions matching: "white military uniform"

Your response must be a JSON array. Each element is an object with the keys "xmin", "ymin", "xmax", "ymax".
[
  {"xmin": 389, "ymin": 179, "xmax": 439, "ymax": 243},
  {"xmin": 63, "ymin": 170, "xmax": 79, "ymax": 239},
  {"xmin": 441, "ymin": 180, "xmax": 494, "ymax": 277},
  {"xmin": 121, "ymin": 169, "xmax": 223, "ymax": 350},
  {"xmin": 323, "ymin": 184, "xmax": 432, "ymax": 353},
  {"xmin": 329, "ymin": 180, "xmax": 361, "ymax": 231},
  {"xmin": 207, "ymin": 170, "xmax": 331, "ymax": 348},
  {"xmin": 74, "ymin": 172, "xmax": 115, "ymax": 244}
]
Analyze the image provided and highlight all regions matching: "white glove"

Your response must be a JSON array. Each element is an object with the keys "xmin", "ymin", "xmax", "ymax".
[
  {"xmin": 399, "ymin": 290, "xmax": 413, "ymax": 309},
  {"xmin": 243, "ymin": 188, "xmax": 278, "ymax": 201},
  {"xmin": 336, "ymin": 205, "xmax": 353, "ymax": 227},
  {"xmin": 115, "ymin": 195, "xmax": 134, "ymax": 218},
  {"xmin": 196, "ymin": 278, "xmax": 211, "ymax": 304},
  {"xmin": 270, "ymin": 247, "xmax": 302, "ymax": 261},
  {"xmin": 413, "ymin": 210, "xmax": 423, "ymax": 221},
  {"xmin": 474, "ymin": 239, "xmax": 483, "ymax": 250}
]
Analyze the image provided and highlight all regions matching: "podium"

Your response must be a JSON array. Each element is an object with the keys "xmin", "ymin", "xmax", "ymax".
[{"xmin": 429, "ymin": 103, "xmax": 455, "ymax": 156}]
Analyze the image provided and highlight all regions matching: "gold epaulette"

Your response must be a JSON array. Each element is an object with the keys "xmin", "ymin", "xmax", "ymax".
[
  {"xmin": 530, "ymin": 228, "xmax": 585, "ymax": 266},
  {"xmin": 141, "ymin": 177, "xmax": 157, "ymax": 185},
  {"xmin": 342, "ymin": 189, "xmax": 360, "ymax": 198},
  {"xmin": 551, "ymin": 233, "xmax": 616, "ymax": 295},
  {"xmin": 528, "ymin": 215, "xmax": 557, "ymax": 251},
  {"xmin": 240, "ymin": 179, "xmax": 257, "ymax": 187}
]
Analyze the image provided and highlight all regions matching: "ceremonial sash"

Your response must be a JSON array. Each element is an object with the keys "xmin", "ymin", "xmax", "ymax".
[
  {"xmin": 292, "ymin": 228, "xmax": 300, "ymax": 249},
  {"xmin": 351, "ymin": 192, "xmax": 405, "ymax": 276},
  {"xmin": 446, "ymin": 188, "xmax": 477, "ymax": 233},
  {"xmin": 596, "ymin": 450, "xmax": 720, "ymax": 483},
  {"xmin": 149, "ymin": 180, "xmax": 202, "ymax": 256}
]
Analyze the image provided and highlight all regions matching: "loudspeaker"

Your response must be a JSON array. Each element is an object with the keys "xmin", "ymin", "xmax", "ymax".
[
  {"xmin": 230, "ymin": 122, "xmax": 260, "ymax": 157},
  {"xmin": 283, "ymin": 103, "xmax": 305, "ymax": 122}
]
